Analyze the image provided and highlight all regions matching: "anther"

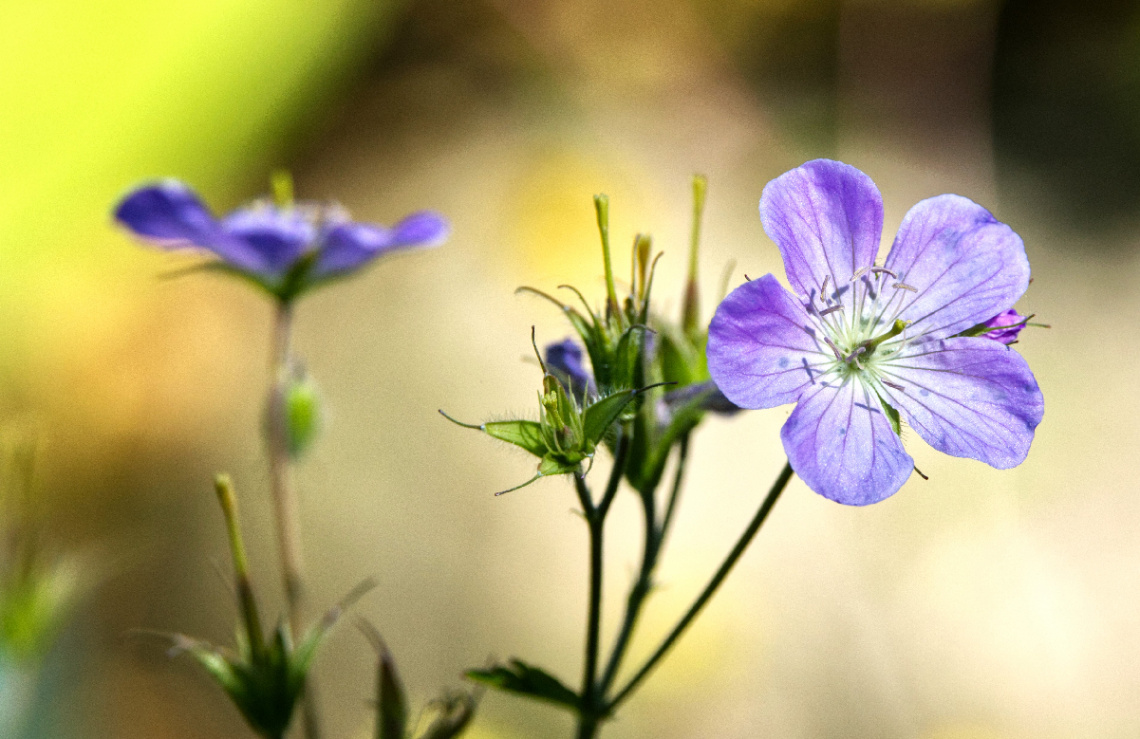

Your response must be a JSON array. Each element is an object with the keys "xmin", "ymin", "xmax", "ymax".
[
  {"xmin": 819, "ymin": 305, "xmax": 843, "ymax": 317},
  {"xmin": 892, "ymin": 282, "xmax": 917, "ymax": 292},
  {"xmin": 871, "ymin": 267, "xmax": 898, "ymax": 278},
  {"xmin": 851, "ymin": 267, "xmax": 869, "ymax": 280},
  {"xmin": 881, "ymin": 380, "xmax": 905, "ymax": 391},
  {"xmin": 820, "ymin": 275, "xmax": 831, "ymax": 300}
]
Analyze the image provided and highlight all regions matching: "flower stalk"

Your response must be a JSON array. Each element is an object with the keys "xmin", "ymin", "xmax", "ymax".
[{"xmin": 266, "ymin": 299, "xmax": 321, "ymax": 739}]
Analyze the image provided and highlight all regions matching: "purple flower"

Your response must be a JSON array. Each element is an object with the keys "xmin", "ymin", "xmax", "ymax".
[
  {"xmin": 544, "ymin": 338, "xmax": 595, "ymax": 403},
  {"xmin": 977, "ymin": 308, "xmax": 1028, "ymax": 345},
  {"xmin": 114, "ymin": 179, "xmax": 448, "ymax": 300},
  {"xmin": 707, "ymin": 160, "xmax": 1044, "ymax": 506}
]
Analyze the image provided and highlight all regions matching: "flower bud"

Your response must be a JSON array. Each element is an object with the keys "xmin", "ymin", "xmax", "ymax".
[{"xmin": 284, "ymin": 371, "xmax": 321, "ymax": 459}]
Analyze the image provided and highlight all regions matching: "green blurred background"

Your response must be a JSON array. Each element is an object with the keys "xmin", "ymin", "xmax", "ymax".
[{"xmin": 1, "ymin": 0, "xmax": 1137, "ymax": 737}]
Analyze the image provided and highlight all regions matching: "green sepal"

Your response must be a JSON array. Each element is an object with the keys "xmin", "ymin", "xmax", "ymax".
[
  {"xmin": 537, "ymin": 456, "xmax": 576, "ymax": 477},
  {"xmin": 582, "ymin": 388, "xmax": 639, "ymax": 444},
  {"xmin": 465, "ymin": 659, "xmax": 579, "ymax": 712},
  {"xmin": 955, "ymin": 313, "xmax": 1033, "ymax": 339},
  {"xmin": 483, "ymin": 420, "xmax": 548, "ymax": 457},
  {"xmin": 882, "ymin": 400, "xmax": 902, "ymax": 436},
  {"xmin": 415, "ymin": 692, "xmax": 477, "ymax": 739}
]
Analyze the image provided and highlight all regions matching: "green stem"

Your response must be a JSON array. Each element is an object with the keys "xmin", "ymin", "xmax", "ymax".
[
  {"xmin": 579, "ymin": 510, "xmax": 604, "ymax": 738},
  {"xmin": 598, "ymin": 436, "xmax": 689, "ymax": 697},
  {"xmin": 267, "ymin": 300, "xmax": 321, "ymax": 739},
  {"xmin": 606, "ymin": 461, "xmax": 794, "ymax": 712},
  {"xmin": 656, "ymin": 435, "xmax": 690, "ymax": 549},
  {"xmin": 574, "ymin": 434, "xmax": 629, "ymax": 739}
]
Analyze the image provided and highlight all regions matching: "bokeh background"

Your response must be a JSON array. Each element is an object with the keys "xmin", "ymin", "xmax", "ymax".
[{"xmin": 1, "ymin": 0, "xmax": 1138, "ymax": 737}]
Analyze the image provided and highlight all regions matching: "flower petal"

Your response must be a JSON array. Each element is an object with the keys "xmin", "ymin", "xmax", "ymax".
[
  {"xmin": 115, "ymin": 181, "xmax": 274, "ymax": 272},
  {"xmin": 877, "ymin": 336, "xmax": 1043, "ymax": 469},
  {"xmin": 114, "ymin": 180, "xmax": 220, "ymax": 245},
  {"xmin": 315, "ymin": 212, "xmax": 447, "ymax": 277},
  {"xmin": 391, "ymin": 211, "xmax": 449, "ymax": 247},
  {"xmin": 883, "ymin": 194, "xmax": 1029, "ymax": 341},
  {"xmin": 707, "ymin": 274, "xmax": 832, "ymax": 410},
  {"xmin": 220, "ymin": 207, "xmax": 316, "ymax": 275},
  {"xmin": 759, "ymin": 159, "xmax": 883, "ymax": 301},
  {"xmin": 780, "ymin": 378, "xmax": 914, "ymax": 506}
]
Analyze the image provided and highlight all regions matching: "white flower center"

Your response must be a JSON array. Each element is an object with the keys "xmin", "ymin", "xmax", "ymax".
[{"xmin": 808, "ymin": 267, "xmax": 921, "ymax": 393}]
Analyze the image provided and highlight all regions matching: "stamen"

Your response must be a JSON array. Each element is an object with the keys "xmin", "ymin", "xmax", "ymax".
[
  {"xmin": 819, "ymin": 305, "xmax": 843, "ymax": 317},
  {"xmin": 881, "ymin": 379, "xmax": 905, "ymax": 391},
  {"xmin": 843, "ymin": 346, "xmax": 866, "ymax": 367},
  {"xmin": 820, "ymin": 275, "xmax": 831, "ymax": 301},
  {"xmin": 892, "ymin": 282, "xmax": 917, "ymax": 292},
  {"xmin": 823, "ymin": 337, "xmax": 844, "ymax": 361},
  {"xmin": 870, "ymin": 267, "xmax": 898, "ymax": 278}
]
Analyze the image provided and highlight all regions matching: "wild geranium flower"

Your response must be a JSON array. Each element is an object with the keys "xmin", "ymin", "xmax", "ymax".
[
  {"xmin": 114, "ymin": 179, "xmax": 448, "ymax": 301},
  {"xmin": 707, "ymin": 159, "xmax": 1044, "ymax": 505}
]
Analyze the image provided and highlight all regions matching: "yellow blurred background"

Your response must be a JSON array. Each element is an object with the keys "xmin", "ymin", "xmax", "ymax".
[{"xmin": 1, "ymin": 0, "xmax": 1137, "ymax": 737}]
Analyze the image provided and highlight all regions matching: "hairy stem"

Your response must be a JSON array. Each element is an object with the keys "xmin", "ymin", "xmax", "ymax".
[
  {"xmin": 267, "ymin": 301, "xmax": 320, "ymax": 739},
  {"xmin": 607, "ymin": 461, "xmax": 794, "ymax": 712}
]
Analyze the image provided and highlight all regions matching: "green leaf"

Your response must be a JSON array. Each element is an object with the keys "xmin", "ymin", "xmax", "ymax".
[
  {"xmin": 465, "ymin": 659, "xmax": 579, "ymax": 712},
  {"xmin": 483, "ymin": 420, "xmax": 548, "ymax": 457}
]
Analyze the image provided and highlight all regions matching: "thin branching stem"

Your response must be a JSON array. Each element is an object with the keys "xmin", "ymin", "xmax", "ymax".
[
  {"xmin": 606, "ymin": 461, "xmax": 794, "ymax": 713},
  {"xmin": 575, "ymin": 433, "xmax": 630, "ymax": 739},
  {"xmin": 597, "ymin": 436, "xmax": 690, "ymax": 699}
]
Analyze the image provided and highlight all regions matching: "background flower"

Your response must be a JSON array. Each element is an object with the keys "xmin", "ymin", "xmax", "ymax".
[{"xmin": 115, "ymin": 180, "xmax": 447, "ymax": 299}]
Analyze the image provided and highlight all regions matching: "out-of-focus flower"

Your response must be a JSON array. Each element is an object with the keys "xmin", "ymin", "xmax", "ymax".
[
  {"xmin": 114, "ymin": 179, "xmax": 447, "ymax": 301},
  {"xmin": 708, "ymin": 159, "xmax": 1044, "ymax": 506}
]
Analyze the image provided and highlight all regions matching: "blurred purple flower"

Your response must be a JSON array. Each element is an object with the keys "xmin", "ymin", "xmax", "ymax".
[
  {"xmin": 114, "ymin": 179, "xmax": 447, "ymax": 300},
  {"xmin": 707, "ymin": 159, "xmax": 1044, "ymax": 506},
  {"xmin": 544, "ymin": 338, "xmax": 595, "ymax": 403},
  {"xmin": 977, "ymin": 308, "xmax": 1028, "ymax": 345}
]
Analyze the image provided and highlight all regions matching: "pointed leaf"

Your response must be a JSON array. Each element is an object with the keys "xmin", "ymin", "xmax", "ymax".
[{"xmin": 465, "ymin": 659, "xmax": 579, "ymax": 712}]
